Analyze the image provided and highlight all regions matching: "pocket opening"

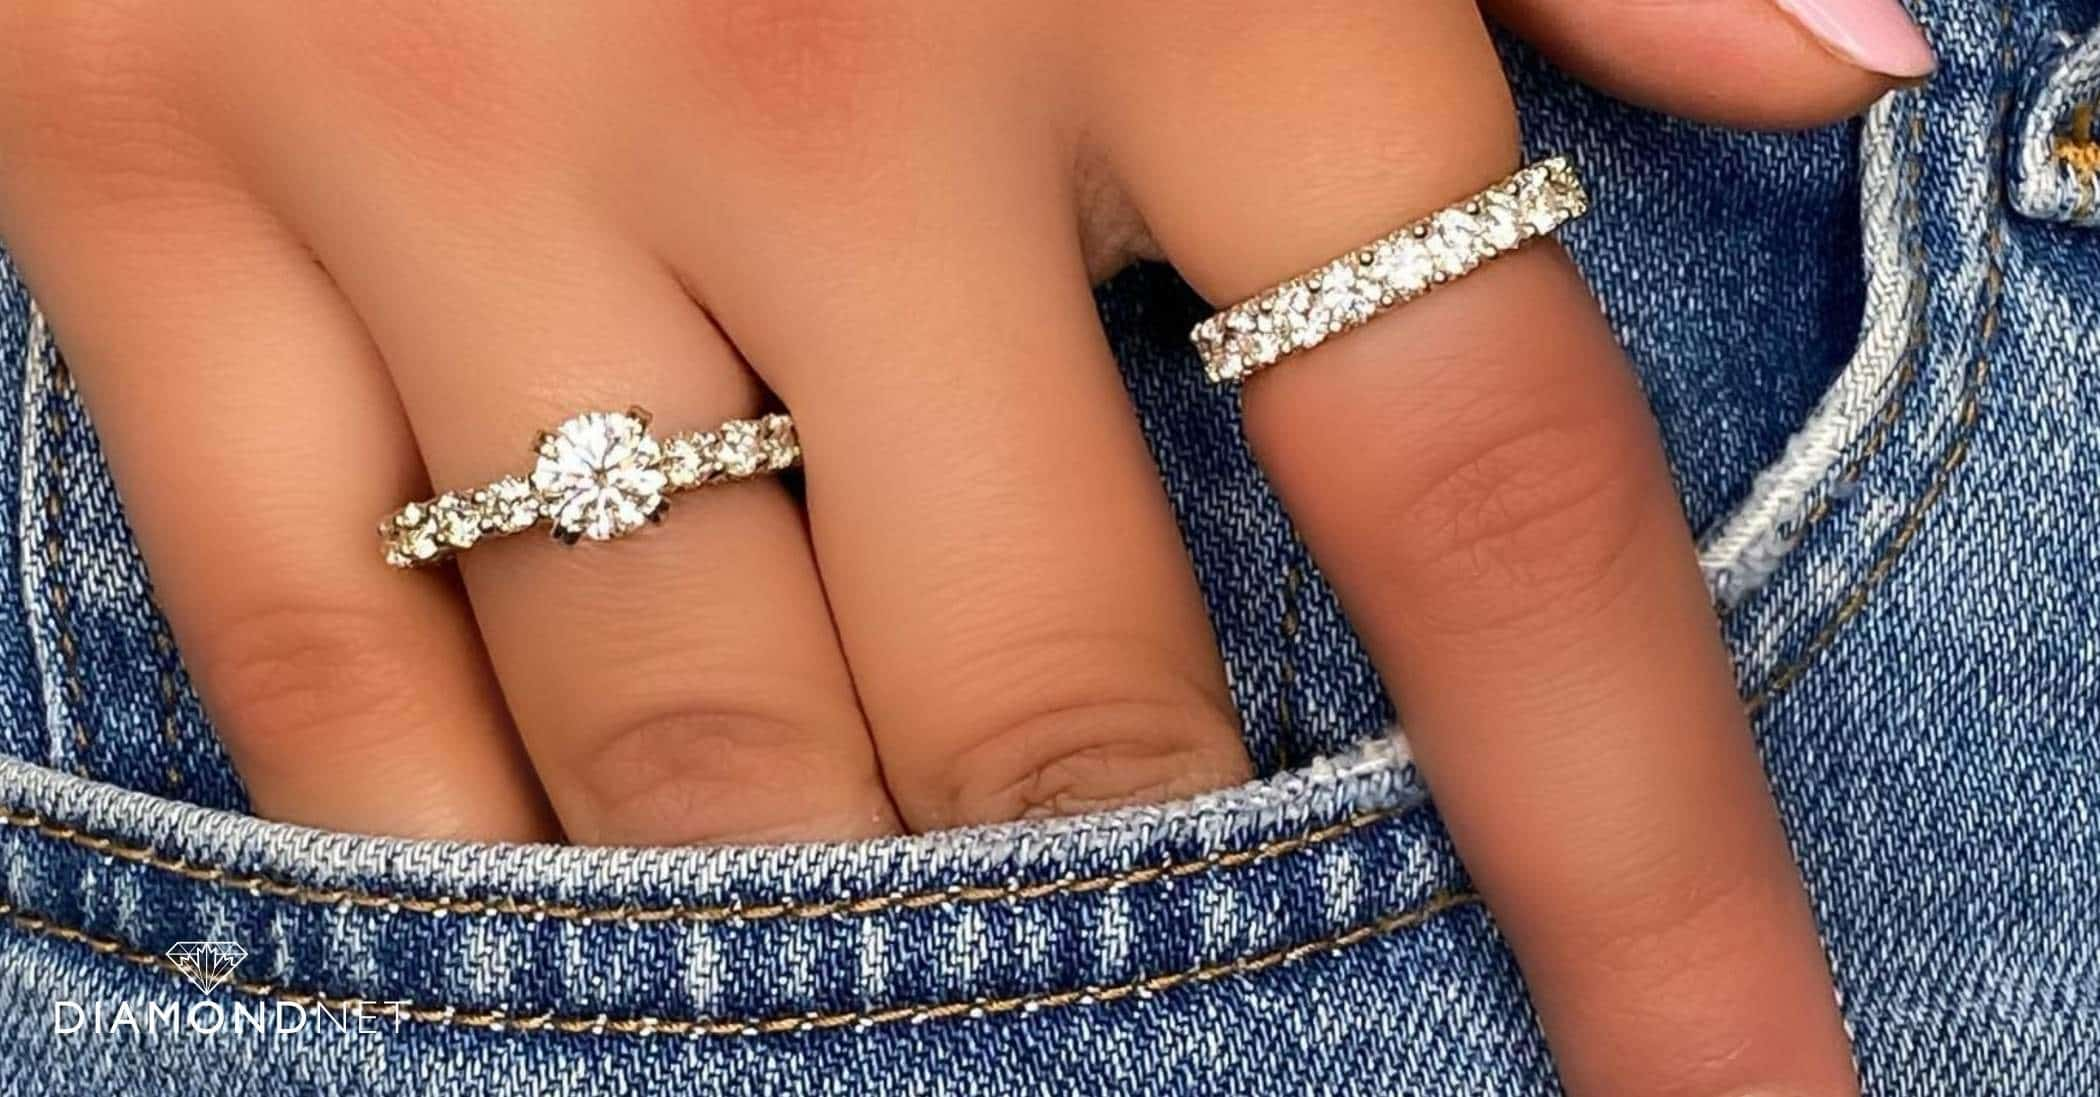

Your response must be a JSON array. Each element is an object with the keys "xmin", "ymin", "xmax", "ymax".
[
  {"xmin": 1696, "ymin": 95, "xmax": 1930, "ymax": 610},
  {"xmin": 0, "ymin": 735, "xmax": 1475, "ymax": 1032}
]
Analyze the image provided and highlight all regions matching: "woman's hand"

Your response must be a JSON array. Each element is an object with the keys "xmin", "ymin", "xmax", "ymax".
[{"xmin": 0, "ymin": 1, "xmax": 1931, "ymax": 1092}]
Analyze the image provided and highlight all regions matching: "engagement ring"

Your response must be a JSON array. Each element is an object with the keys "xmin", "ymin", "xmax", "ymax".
[{"xmin": 380, "ymin": 408, "xmax": 798, "ymax": 568}]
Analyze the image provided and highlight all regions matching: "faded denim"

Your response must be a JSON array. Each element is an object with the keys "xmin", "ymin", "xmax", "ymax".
[{"xmin": 0, "ymin": 0, "xmax": 2095, "ymax": 1092}]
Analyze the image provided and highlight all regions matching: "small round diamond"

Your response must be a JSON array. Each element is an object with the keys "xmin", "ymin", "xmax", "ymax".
[
  {"xmin": 757, "ymin": 416, "xmax": 799, "ymax": 470},
  {"xmin": 477, "ymin": 476, "xmax": 541, "ymax": 535},
  {"xmin": 1274, "ymin": 285, "xmax": 1325, "ymax": 349},
  {"xmin": 1227, "ymin": 328, "xmax": 1282, "ymax": 375},
  {"xmin": 386, "ymin": 509, "xmax": 440, "ymax": 567},
  {"xmin": 1477, "ymin": 189, "xmax": 1523, "ymax": 249},
  {"xmin": 1371, "ymin": 237, "xmax": 1434, "ymax": 297},
  {"xmin": 1517, "ymin": 167, "xmax": 1577, "ymax": 234},
  {"xmin": 430, "ymin": 493, "xmax": 481, "ymax": 550},
  {"xmin": 1314, "ymin": 261, "xmax": 1376, "ymax": 327},
  {"xmin": 714, "ymin": 421, "xmax": 767, "ymax": 477},
  {"xmin": 662, "ymin": 435, "xmax": 712, "ymax": 489},
  {"xmin": 1426, "ymin": 210, "xmax": 1486, "ymax": 274},
  {"xmin": 530, "ymin": 411, "xmax": 667, "ymax": 542}
]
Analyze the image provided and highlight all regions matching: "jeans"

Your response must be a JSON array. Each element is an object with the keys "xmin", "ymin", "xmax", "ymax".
[{"xmin": 0, "ymin": 0, "xmax": 2095, "ymax": 1091}]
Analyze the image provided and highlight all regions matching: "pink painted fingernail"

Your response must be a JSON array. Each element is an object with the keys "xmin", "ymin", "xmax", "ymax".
[{"xmin": 1773, "ymin": 0, "xmax": 1937, "ymax": 79}]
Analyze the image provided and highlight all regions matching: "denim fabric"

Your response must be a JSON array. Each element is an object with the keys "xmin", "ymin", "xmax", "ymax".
[
  {"xmin": 2012, "ymin": 21, "xmax": 2100, "ymax": 226},
  {"xmin": 1, "ymin": 0, "xmax": 2096, "ymax": 1091}
]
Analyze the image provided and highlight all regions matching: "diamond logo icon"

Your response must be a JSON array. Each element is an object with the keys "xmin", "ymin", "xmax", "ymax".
[{"xmin": 165, "ymin": 941, "xmax": 247, "ymax": 995}]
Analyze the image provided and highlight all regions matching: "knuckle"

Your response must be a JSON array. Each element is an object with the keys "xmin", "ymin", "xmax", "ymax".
[
  {"xmin": 312, "ymin": 2, "xmax": 522, "ymax": 139},
  {"xmin": 267, "ymin": 3, "xmax": 542, "ymax": 176},
  {"xmin": 1382, "ymin": 388, "xmax": 1659, "ymax": 635},
  {"xmin": 564, "ymin": 703, "xmax": 884, "ymax": 844},
  {"xmin": 923, "ymin": 693, "xmax": 1250, "ymax": 829},
  {"xmin": 1585, "ymin": 840, "xmax": 1766, "ymax": 963},
  {"xmin": 189, "ymin": 602, "xmax": 433, "ymax": 764},
  {"xmin": 1564, "ymin": 847, "xmax": 1845, "ymax": 1093},
  {"xmin": 684, "ymin": 0, "xmax": 911, "ymax": 159},
  {"xmin": 4, "ymin": 1, "xmax": 162, "ymax": 101},
  {"xmin": 338, "ymin": 2, "xmax": 493, "ymax": 102},
  {"xmin": 1571, "ymin": 850, "xmax": 1788, "ymax": 1030},
  {"xmin": 0, "ymin": 2, "xmax": 206, "ymax": 187}
]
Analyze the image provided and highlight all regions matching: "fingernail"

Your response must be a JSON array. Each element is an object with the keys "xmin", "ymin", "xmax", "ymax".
[{"xmin": 1773, "ymin": 0, "xmax": 1937, "ymax": 79}]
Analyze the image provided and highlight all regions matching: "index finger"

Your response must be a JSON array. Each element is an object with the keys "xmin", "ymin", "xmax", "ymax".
[{"xmin": 1091, "ymin": 4, "xmax": 1858, "ymax": 1094}]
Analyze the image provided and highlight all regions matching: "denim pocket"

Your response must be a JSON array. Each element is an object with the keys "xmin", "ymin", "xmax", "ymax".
[
  {"xmin": 0, "ymin": 738, "xmax": 1564, "ymax": 1095},
  {"xmin": 0, "ymin": 261, "xmax": 1548, "ymax": 1092},
  {"xmin": 1710, "ymin": 3, "xmax": 2072, "ymax": 725},
  {"xmin": 0, "ymin": 90, "xmax": 1936, "ymax": 1097},
  {"xmin": 0, "ymin": 7, "xmax": 2064, "ymax": 1091},
  {"xmin": 0, "ymin": 293, "xmax": 241, "ymax": 809},
  {"xmin": 1694, "ymin": 95, "xmax": 1930, "ymax": 615}
]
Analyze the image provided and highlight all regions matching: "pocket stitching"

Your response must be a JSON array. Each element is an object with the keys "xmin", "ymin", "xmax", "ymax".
[
  {"xmin": 1694, "ymin": 93, "xmax": 1930, "ymax": 611},
  {"xmin": 1723, "ymin": 107, "xmax": 1929, "ymax": 629},
  {"xmin": 1742, "ymin": 17, "xmax": 2011, "ymax": 716},
  {"xmin": 18, "ymin": 313, "xmax": 92, "ymax": 778},
  {"xmin": 0, "ymin": 801, "xmax": 1398, "ymax": 922},
  {"xmin": 0, "ymin": 890, "xmax": 1479, "ymax": 1036}
]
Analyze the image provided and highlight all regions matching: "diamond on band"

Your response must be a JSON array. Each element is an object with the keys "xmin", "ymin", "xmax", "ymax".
[
  {"xmin": 1189, "ymin": 156, "xmax": 1589, "ymax": 384},
  {"xmin": 380, "ymin": 408, "xmax": 799, "ymax": 569}
]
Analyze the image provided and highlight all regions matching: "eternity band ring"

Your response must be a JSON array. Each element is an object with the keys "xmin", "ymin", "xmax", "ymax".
[
  {"xmin": 379, "ymin": 408, "xmax": 799, "ymax": 569},
  {"xmin": 1190, "ymin": 156, "xmax": 1589, "ymax": 384}
]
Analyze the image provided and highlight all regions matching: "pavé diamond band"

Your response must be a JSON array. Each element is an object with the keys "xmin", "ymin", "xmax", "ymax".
[
  {"xmin": 380, "ymin": 408, "xmax": 798, "ymax": 569},
  {"xmin": 1189, "ymin": 156, "xmax": 1589, "ymax": 385}
]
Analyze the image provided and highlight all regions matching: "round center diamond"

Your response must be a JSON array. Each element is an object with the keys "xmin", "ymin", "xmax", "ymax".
[{"xmin": 530, "ymin": 411, "xmax": 668, "ymax": 542}]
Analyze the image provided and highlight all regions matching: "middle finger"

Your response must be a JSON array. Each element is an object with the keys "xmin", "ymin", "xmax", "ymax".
[{"xmin": 661, "ymin": 39, "xmax": 1253, "ymax": 829}]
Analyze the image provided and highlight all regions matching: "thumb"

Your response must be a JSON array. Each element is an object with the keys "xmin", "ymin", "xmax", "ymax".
[{"xmin": 1484, "ymin": 0, "xmax": 1936, "ymax": 129}]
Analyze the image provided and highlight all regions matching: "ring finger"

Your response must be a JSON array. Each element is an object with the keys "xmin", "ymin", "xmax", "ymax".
[{"xmin": 255, "ymin": 156, "xmax": 900, "ymax": 845}]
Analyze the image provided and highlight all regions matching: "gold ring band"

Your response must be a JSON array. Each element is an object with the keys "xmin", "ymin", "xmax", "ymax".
[
  {"xmin": 380, "ymin": 408, "xmax": 798, "ymax": 569},
  {"xmin": 1190, "ymin": 156, "xmax": 1589, "ymax": 384}
]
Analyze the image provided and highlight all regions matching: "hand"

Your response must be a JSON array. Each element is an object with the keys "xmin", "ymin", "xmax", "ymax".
[{"xmin": 0, "ymin": 1, "xmax": 1931, "ymax": 1092}]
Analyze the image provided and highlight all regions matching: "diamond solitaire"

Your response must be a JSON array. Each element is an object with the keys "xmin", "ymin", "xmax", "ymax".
[
  {"xmin": 381, "ymin": 408, "xmax": 799, "ymax": 568},
  {"xmin": 532, "ymin": 410, "xmax": 669, "ymax": 544}
]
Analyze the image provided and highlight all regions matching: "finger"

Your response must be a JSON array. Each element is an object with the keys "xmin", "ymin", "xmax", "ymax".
[
  {"xmin": 1486, "ymin": 0, "xmax": 1933, "ymax": 128},
  {"xmin": 673, "ymin": 81, "xmax": 1252, "ymax": 830},
  {"xmin": 1099, "ymin": 5, "xmax": 1856, "ymax": 1095},
  {"xmin": 0, "ymin": 169, "xmax": 555, "ymax": 840},
  {"xmin": 249, "ymin": 147, "xmax": 902, "ymax": 846},
  {"xmin": 349, "ymin": 245, "xmax": 897, "ymax": 846}
]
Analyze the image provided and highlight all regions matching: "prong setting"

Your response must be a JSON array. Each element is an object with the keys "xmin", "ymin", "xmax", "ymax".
[
  {"xmin": 1190, "ymin": 157, "xmax": 1588, "ymax": 384},
  {"xmin": 381, "ymin": 410, "xmax": 802, "ymax": 568}
]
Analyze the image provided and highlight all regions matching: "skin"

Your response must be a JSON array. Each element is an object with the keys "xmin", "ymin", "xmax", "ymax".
[{"xmin": 0, "ymin": 1, "xmax": 1921, "ymax": 1092}]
